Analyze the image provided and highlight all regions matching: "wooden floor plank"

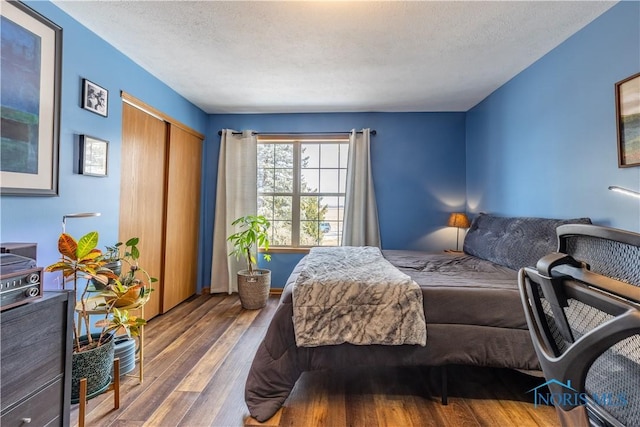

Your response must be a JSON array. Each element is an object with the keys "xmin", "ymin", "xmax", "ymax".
[
  {"xmin": 209, "ymin": 324, "xmax": 281, "ymax": 426},
  {"xmin": 343, "ymin": 372, "xmax": 381, "ymax": 427},
  {"xmin": 176, "ymin": 307, "xmax": 261, "ymax": 393},
  {"xmin": 113, "ymin": 300, "xmax": 244, "ymax": 423},
  {"xmin": 142, "ymin": 294, "xmax": 229, "ymax": 360},
  {"xmin": 72, "ymin": 294, "xmax": 560, "ymax": 427},
  {"xmin": 177, "ymin": 317, "xmax": 264, "ymax": 425},
  {"xmin": 142, "ymin": 391, "xmax": 199, "ymax": 426},
  {"xmin": 77, "ymin": 296, "xmax": 243, "ymax": 426}
]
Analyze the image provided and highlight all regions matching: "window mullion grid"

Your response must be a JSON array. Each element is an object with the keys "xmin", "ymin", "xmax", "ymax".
[
  {"xmin": 259, "ymin": 138, "xmax": 348, "ymax": 249},
  {"xmin": 291, "ymin": 141, "xmax": 301, "ymax": 247}
]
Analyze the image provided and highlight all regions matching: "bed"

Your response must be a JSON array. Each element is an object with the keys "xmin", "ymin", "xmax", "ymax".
[{"xmin": 245, "ymin": 214, "xmax": 592, "ymax": 422}]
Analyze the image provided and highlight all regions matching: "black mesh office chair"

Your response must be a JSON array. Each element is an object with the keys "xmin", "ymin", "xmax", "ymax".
[{"xmin": 518, "ymin": 224, "xmax": 640, "ymax": 427}]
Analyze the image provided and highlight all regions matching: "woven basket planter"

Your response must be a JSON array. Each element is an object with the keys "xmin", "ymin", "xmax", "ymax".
[{"xmin": 237, "ymin": 269, "xmax": 271, "ymax": 309}]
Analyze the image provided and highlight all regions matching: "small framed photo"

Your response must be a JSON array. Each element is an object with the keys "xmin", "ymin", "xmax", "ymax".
[
  {"xmin": 81, "ymin": 78, "xmax": 108, "ymax": 117},
  {"xmin": 79, "ymin": 135, "xmax": 108, "ymax": 177},
  {"xmin": 616, "ymin": 72, "xmax": 640, "ymax": 167}
]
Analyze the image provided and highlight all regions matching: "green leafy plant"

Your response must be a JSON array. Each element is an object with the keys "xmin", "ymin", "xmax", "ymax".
[
  {"xmin": 93, "ymin": 237, "xmax": 154, "ymax": 291},
  {"xmin": 227, "ymin": 215, "xmax": 271, "ymax": 275},
  {"xmin": 102, "ymin": 242, "xmax": 122, "ymax": 263},
  {"xmin": 101, "ymin": 237, "xmax": 141, "ymax": 263},
  {"xmin": 101, "ymin": 279, "xmax": 152, "ymax": 308},
  {"xmin": 46, "ymin": 232, "xmax": 154, "ymax": 352},
  {"xmin": 95, "ymin": 307, "xmax": 146, "ymax": 339}
]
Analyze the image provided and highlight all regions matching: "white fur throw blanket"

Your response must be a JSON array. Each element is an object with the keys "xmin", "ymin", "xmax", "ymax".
[{"xmin": 292, "ymin": 246, "xmax": 427, "ymax": 347}]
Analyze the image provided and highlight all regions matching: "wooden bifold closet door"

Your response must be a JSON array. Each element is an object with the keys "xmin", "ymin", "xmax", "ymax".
[
  {"xmin": 163, "ymin": 125, "xmax": 202, "ymax": 312},
  {"xmin": 120, "ymin": 94, "xmax": 202, "ymax": 319}
]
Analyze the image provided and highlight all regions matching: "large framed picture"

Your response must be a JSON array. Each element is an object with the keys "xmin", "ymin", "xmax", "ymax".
[
  {"xmin": 82, "ymin": 78, "xmax": 108, "ymax": 117},
  {"xmin": 1, "ymin": 0, "xmax": 61, "ymax": 196},
  {"xmin": 616, "ymin": 72, "xmax": 640, "ymax": 168},
  {"xmin": 79, "ymin": 135, "xmax": 109, "ymax": 177}
]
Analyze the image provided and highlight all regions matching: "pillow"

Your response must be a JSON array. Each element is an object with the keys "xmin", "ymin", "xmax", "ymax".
[{"xmin": 463, "ymin": 213, "xmax": 592, "ymax": 270}]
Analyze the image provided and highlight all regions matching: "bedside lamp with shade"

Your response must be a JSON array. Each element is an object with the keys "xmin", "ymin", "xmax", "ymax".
[{"xmin": 447, "ymin": 212, "xmax": 470, "ymax": 252}]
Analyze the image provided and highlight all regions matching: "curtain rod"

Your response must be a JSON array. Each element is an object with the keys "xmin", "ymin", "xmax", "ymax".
[{"xmin": 217, "ymin": 130, "xmax": 376, "ymax": 136}]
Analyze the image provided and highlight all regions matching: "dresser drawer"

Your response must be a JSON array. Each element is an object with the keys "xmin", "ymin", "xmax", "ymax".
[
  {"xmin": 0, "ymin": 377, "xmax": 63, "ymax": 426},
  {"xmin": 0, "ymin": 295, "xmax": 67, "ymax": 410}
]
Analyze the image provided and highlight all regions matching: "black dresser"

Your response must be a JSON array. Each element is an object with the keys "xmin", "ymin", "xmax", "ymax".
[{"xmin": 1, "ymin": 291, "xmax": 74, "ymax": 426}]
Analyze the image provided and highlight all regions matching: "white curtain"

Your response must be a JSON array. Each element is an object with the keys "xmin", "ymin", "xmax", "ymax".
[
  {"xmin": 342, "ymin": 128, "xmax": 381, "ymax": 247},
  {"xmin": 210, "ymin": 130, "xmax": 257, "ymax": 294}
]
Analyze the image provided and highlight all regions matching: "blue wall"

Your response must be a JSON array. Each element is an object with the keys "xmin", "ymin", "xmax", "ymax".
[
  {"xmin": 4, "ymin": 1, "xmax": 638, "ymax": 294},
  {"xmin": 202, "ymin": 113, "xmax": 467, "ymax": 287},
  {"xmin": 466, "ymin": 1, "xmax": 640, "ymax": 232},
  {"xmin": 1, "ymin": 2, "xmax": 207, "ymax": 289}
]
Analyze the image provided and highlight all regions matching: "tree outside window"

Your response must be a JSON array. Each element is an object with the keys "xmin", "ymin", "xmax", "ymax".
[{"xmin": 258, "ymin": 138, "xmax": 348, "ymax": 247}]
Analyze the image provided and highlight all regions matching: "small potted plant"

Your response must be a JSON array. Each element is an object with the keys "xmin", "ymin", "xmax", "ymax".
[
  {"xmin": 96, "ymin": 237, "xmax": 154, "ymax": 305},
  {"xmin": 103, "ymin": 242, "xmax": 124, "ymax": 273},
  {"xmin": 91, "ymin": 238, "xmax": 141, "ymax": 290},
  {"xmin": 227, "ymin": 215, "xmax": 271, "ymax": 309},
  {"xmin": 46, "ymin": 231, "xmax": 154, "ymax": 400}
]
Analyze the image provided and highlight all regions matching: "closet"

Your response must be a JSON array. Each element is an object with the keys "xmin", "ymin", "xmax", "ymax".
[{"xmin": 119, "ymin": 92, "xmax": 203, "ymax": 318}]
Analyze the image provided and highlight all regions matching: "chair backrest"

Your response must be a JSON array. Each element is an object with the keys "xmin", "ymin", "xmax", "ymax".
[{"xmin": 518, "ymin": 224, "xmax": 640, "ymax": 427}]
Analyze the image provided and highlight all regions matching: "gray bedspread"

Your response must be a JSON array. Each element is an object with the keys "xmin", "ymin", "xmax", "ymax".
[
  {"xmin": 293, "ymin": 246, "xmax": 426, "ymax": 347},
  {"xmin": 384, "ymin": 250, "xmax": 525, "ymax": 329},
  {"xmin": 245, "ymin": 250, "xmax": 539, "ymax": 422}
]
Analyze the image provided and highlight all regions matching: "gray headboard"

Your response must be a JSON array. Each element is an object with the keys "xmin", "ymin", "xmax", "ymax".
[{"xmin": 463, "ymin": 213, "xmax": 592, "ymax": 270}]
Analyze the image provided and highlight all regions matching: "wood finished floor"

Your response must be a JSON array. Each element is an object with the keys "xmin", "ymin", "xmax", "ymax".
[{"xmin": 71, "ymin": 294, "xmax": 560, "ymax": 427}]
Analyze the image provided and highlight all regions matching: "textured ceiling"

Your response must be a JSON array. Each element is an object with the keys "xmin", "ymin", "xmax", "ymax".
[{"xmin": 53, "ymin": 1, "xmax": 617, "ymax": 114}]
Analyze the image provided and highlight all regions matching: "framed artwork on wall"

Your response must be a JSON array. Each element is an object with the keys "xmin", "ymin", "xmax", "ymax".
[
  {"xmin": 82, "ymin": 78, "xmax": 109, "ymax": 117},
  {"xmin": 616, "ymin": 72, "xmax": 640, "ymax": 168},
  {"xmin": 79, "ymin": 135, "xmax": 109, "ymax": 177},
  {"xmin": 0, "ymin": 0, "xmax": 61, "ymax": 196}
]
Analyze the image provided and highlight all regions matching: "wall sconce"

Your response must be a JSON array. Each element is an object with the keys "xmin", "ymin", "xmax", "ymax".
[
  {"xmin": 608, "ymin": 186, "xmax": 640, "ymax": 199},
  {"xmin": 62, "ymin": 212, "xmax": 101, "ymax": 233},
  {"xmin": 447, "ymin": 212, "xmax": 470, "ymax": 252}
]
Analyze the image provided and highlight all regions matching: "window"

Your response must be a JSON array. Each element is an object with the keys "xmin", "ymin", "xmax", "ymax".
[{"xmin": 257, "ymin": 136, "xmax": 349, "ymax": 248}]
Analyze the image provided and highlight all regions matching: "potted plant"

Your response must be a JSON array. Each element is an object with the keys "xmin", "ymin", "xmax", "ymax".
[
  {"xmin": 91, "ymin": 238, "xmax": 140, "ymax": 290},
  {"xmin": 227, "ymin": 215, "xmax": 272, "ymax": 309},
  {"xmin": 103, "ymin": 242, "xmax": 123, "ymax": 273},
  {"xmin": 96, "ymin": 238, "xmax": 155, "ymax": 379},
  {"xmin": 96, "ymin": 237, "xmax": 153, "ymax": 303},
  {"xmin": 45, "ymin": 231, "xmax": 154, "ymax": 400}
]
